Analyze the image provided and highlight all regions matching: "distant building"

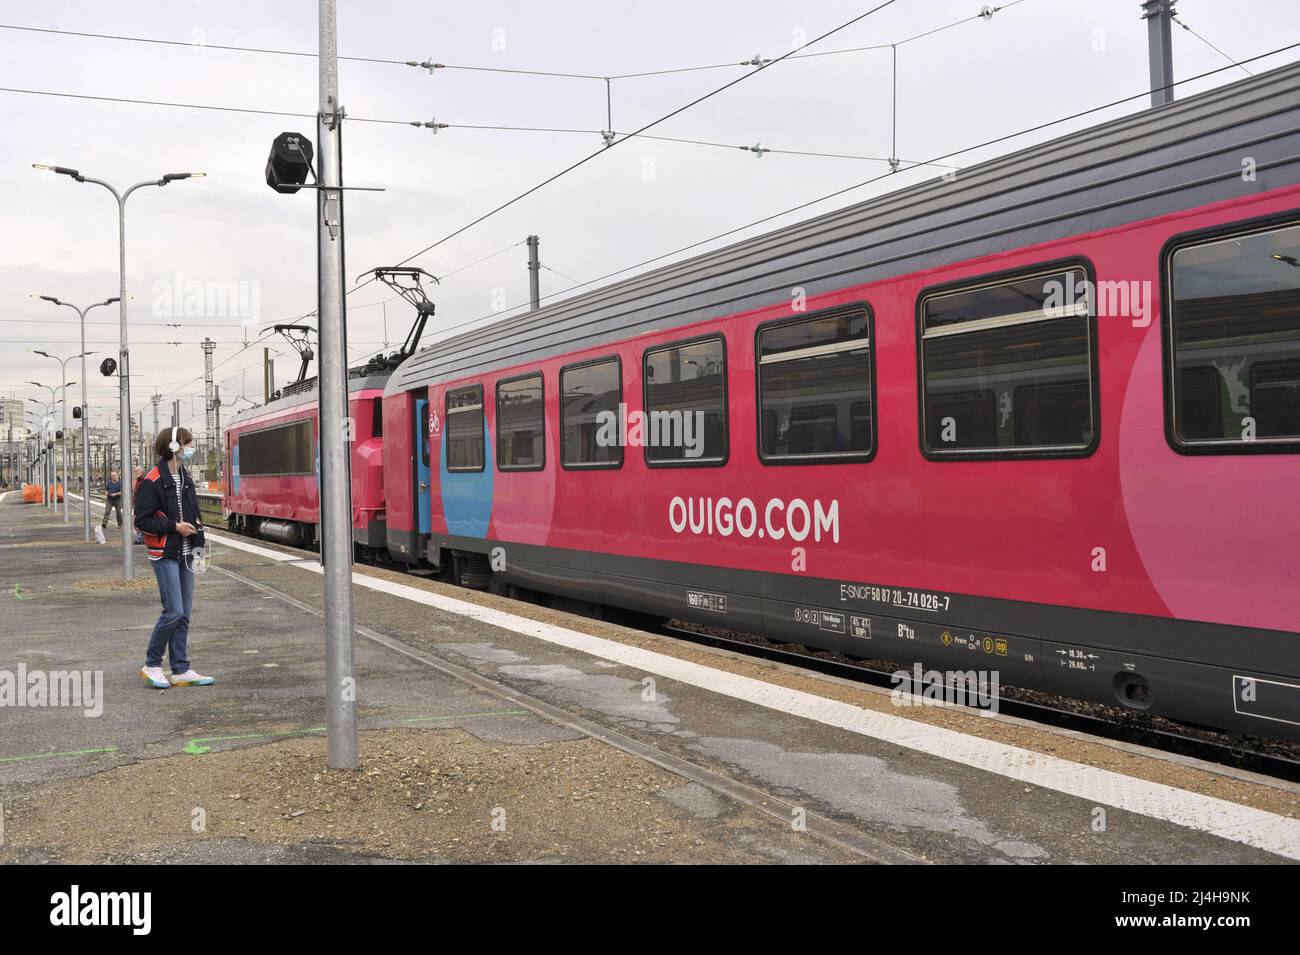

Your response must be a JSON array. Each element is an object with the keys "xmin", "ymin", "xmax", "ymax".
[
  {"xmin": 0, "ymin": 396, "xmax": 24, "ymax": 440},
  {"xmin": 0, "ymin": 396, "xmax": 26, "ymax": 483}
]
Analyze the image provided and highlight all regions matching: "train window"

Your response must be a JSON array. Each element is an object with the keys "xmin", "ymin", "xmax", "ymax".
[
  {"xmin": 920, "ymin": 265, "xmax": 1096, "ymax": 457},
  {"xmin": 643, "ymin": 337, "xmax": 727, "ymax": 465},
  {"xmin": 561, "ymin": 357, "xmax": 622, "ymax": 468},
  {"xmin": 238, "ymin": 419, "xmax": 314, "ymax": 476},
  {"xmin": 445, "ymin": 384, "xmax": 485, "ymax": 472},
  {"xmin": 497, "ymin": 373, "xmax": 544, "ymax": 470},
  {"xmin": 371, "ymin": 400, "xmax": 383, "ymax": 438},
  {"xmin": 420, "ymin": 405, "xmax": 429, "ymax": 468},
  {"xmin": 1167, "ymin": 219, "xmax": 1300, "ymax": 452},
  {"xmin": 757, "ymin": 306, "xmax": 874, "ymax": 462}
]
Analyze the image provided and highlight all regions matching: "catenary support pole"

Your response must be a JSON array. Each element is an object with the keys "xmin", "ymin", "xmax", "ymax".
[
  {"xmin": 1142, "ymin": 0, "xmax": 1176, "ymax": 107},
  {"xmin": 318, "ymin": 0, "xmax": 359, "ymax": 770},
  {"xmin": 527, "ymin": 234, "xmax": 541, "ymax": 311}
]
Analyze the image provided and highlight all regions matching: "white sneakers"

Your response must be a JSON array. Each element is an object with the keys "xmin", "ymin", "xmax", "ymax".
[
  {"xmin": 170, "ymin": 669, "xmax": 216, "ymax": 687},
  {"xmin": 140, "ymin": 666, "xmax": 170, "ymax": 689},
  {"xmin": 140, "ymin": 666, "xmax": 216, "ymax": 688}
]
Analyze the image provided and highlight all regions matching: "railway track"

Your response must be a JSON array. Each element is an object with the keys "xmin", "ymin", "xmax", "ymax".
[
  {"xmin": 197, "ymin": 491, "xmax": 222, "ymax": 525},
  {"xmin": 210, "ymin": 512, "xmax": 1300, "ymax": 785}
]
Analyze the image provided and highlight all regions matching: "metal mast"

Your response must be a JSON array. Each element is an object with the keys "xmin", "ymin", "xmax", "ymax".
[
  {"xmin": 202, "ymin": 337, "xmax": 217, "ymax": 468},
  {"xmin": 318, "ymin": 0, "xmax": 359, "ymax": 769}
]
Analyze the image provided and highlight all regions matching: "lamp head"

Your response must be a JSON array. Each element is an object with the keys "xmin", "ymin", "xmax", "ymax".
[{"xmin": 32, "ymin": 163, "xmax": 81, "ymax": 179}]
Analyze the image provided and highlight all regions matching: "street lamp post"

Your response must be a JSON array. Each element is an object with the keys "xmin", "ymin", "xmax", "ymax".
[
  {"xmin": 32, "ymin": 351, "xmax": 88, "ymax": 527},
  {"xmin": 22, "ymin": 408, "xmax": 43, "ymax": 486},
  {"xmin": 26, "ymin": 390, "xmax": 58, "ymax": 507},
  {"xmin": 34, "ymin": 164, "xmax": 204, "ymax": 579},
  {"xmin": 35, "ymin": 296, "xmax": 116, "ymax": 540}
]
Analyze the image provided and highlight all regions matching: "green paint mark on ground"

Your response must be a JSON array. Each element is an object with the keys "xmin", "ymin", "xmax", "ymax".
[
  {"xmin": 180, "ymin": 712, "xmax": 530, "ymax": 755},
  {"xmin": 0, "ymin": 746, "xmax": 117, "ymax": 764},
  {"xmin": 402, "ymin": 709, "xmax": 528, "ymax": 724},
  {"xmin": 182, "ymin": 726, "xmax": 326, "ymax": 755}
]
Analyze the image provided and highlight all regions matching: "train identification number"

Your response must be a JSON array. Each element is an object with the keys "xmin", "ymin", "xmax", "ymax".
[{"xmin": 840, "ymin": 582, "xmax": 951, "ymax": 613}]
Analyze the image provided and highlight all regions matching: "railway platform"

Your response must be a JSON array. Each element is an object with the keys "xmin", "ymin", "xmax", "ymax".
[{"xmin": 2, "ymin": 490, "xmax": 1298, "ymax": 865}]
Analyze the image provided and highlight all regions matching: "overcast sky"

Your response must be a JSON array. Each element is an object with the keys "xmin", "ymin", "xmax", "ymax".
[{"xmin": 2, "ymin": 0, "xmax": 1296, "ymax": 437}]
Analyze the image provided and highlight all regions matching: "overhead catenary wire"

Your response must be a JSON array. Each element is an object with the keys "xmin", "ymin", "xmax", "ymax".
[
  {"xmin": 436, "ymin": 240, "xmax": 527, "ymax": 280},
  {"xmin": 0, "ymin": 2, "xmax": 1024, "ymax": 200},
  {"xmin": 1172, "ymin": 13, "xmax": 1254, "ymax": 77},
  {"xmin": 418, "ymin": 37, "xmax": 1300, "ymax": 343},
  {"xmin": 539, "ymin": 263, "xmax": 595, "ymax": 291},
  {"xmin": 0, "ymin": 318, "xmax": 258, "ymax": 327},
  {"xmin": 0, "ymin": 23, "xmax": 407, "ymax": 65},
  {"xmin": 0, "ymin": 5, "xmax": 1021, "ymax": 83},
  {"xmin": 150, "ymin": 325, "xmax": 280, "ymax": 401},
  {"xmin": 374, "ymin": 0, "xmax": 905, "ymax": 283},
  {"xmin": 147, "ymin": 240, "xmax": 535, "ymax": 401},
  {"xmin": 0, "ymin": 85, "xmax": 949, "ymax": 168}
]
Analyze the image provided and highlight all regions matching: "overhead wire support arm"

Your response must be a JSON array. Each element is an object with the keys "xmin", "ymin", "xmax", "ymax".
[
  {"xmin": 602, "ymin": 78, "xmax": 615, "ymax": 146},
  {"xmin": 889, "ymin": 44, "xmax": 900, "ymax": 173}
]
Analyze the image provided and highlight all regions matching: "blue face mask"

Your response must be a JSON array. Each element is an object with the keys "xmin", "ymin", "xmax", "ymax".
[{"xmin": 180, "ymin": 446, "xmax": 196, "ymax": 462}]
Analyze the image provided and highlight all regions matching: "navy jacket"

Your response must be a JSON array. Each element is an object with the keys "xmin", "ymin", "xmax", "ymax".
[{"xmin": 133, "ymin": 459, "xmax": 206, "ymax": 560}]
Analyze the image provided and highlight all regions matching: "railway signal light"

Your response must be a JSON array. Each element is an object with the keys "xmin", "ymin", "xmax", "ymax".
[{"xmin": 265, "ymin": 132, "xmax": 315, "ymax": 194}]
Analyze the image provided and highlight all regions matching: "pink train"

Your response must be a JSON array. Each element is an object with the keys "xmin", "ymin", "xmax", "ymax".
[{"xmin": 228, "ymin": 62, "xmax": 1300, "ymax": 739}]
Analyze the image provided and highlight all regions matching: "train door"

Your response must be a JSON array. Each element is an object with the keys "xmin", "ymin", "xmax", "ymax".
[
  {"xmin": 414, "ymin": 396, "xmax": 431, "ymax": 535},
  {"xmin": 231, "ymin": 437, "xmax": 240, "ymax": 496}
]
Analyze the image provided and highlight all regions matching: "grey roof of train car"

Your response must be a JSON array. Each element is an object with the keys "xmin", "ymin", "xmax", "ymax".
[
  {"xmin": 382, "ymin": 60, "xmax": 1300, "ymax": 395},
  {"xmin": 225, "ymin": 373, "xmax": 391, "ymax": 428}
]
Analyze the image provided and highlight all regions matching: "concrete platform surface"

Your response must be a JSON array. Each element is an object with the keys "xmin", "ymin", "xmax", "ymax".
[{"xmin": 2, "ymin": 491, "xmax": 1298, "ymax": 864}]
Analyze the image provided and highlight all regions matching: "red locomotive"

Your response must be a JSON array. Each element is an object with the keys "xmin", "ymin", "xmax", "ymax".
[{"xmin": 223, "ymin": 371, "xmax": 388, "ymax": 556}]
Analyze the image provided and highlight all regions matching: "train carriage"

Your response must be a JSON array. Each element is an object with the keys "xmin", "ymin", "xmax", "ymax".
[
  {"xmin": 223, "ymin": 372, "xmax": 389, "ymax": 554},
  {"xmin": 378, "ymin": 62, "xmax": 1300, "ymax": 740}
]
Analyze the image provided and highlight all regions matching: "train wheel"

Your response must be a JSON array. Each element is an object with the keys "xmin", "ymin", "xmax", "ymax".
[{"xmin": 452, "ymin": 552, "xmax": 492, "ymax": 590}]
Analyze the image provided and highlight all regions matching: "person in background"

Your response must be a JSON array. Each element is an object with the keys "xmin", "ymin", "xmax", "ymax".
[
  {"xmin": 132, "ymin": 465, "xmax": 145, "ymax": 544},
  {"xmin": 101, "ymin": 470, "xmax": 122, "ymax": 529},
  {"xmin": 134, "ymin": 426, "xmax": 215, "ymax": 689}
]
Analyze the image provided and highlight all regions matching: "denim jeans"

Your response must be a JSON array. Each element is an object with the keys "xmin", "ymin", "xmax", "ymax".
[{"xmin": 145, "ymin": 557, "xmax": 194, "ymax": 674}]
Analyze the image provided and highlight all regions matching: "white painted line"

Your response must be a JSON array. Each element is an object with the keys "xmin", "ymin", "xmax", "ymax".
[{"xmin": 206, "ymin": 530, "xmax": 1300, "ymax": 860}]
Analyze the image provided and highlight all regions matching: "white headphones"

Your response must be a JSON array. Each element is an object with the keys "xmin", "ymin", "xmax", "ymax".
[{"xmin": 168, "ymin": 426, "xmax": 180, "ymax": 455}]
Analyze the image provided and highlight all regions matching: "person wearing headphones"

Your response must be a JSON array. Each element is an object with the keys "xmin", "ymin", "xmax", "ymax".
[{"xmin": 134, "ymin": 426, "xmax": 215, "ymax": 689}]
